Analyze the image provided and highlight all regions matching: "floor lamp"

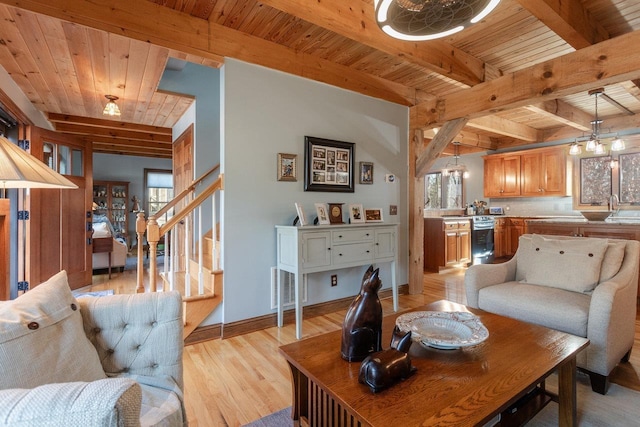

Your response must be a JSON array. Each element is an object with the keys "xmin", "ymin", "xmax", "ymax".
[{"xmin": 0, "ymin": 136, "xmax": 77, "ymax": 299}]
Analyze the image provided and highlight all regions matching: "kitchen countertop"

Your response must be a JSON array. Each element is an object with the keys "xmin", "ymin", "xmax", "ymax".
[{"xmin": 424, "ymin": 214, "xmax": 640, "ymax": 224}]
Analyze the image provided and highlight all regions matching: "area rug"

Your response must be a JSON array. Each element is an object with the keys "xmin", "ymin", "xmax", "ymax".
[
  {"xmin": 243, "ymin": 372, "xmax": 640, "ymax": 426},
  {"xmin": 242, "ymin": 408, "xmax": 291, "ymax": 427}
]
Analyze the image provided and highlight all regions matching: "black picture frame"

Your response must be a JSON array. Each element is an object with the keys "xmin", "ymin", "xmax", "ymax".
[{"xmin": 304, "ymin": 136, "xmax": 355, "ymax": 192}]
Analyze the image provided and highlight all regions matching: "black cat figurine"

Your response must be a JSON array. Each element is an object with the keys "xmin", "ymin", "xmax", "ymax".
[
  {"xmin": 341, "ymin": 265, "xmax": 383, "ymax": 362},
  {"xmin": 358, "ymin": 326, "xmax": 416, "ymax": 393}
]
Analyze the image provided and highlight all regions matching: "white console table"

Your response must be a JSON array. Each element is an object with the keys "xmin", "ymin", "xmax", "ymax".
[{"xmin": 276, "ymin": 223, "xmax": 399, "ymax": 339}]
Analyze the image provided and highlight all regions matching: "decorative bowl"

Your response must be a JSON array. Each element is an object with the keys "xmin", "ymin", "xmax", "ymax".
[
  {"xmin": 580, "ymin": 211, "xmax": 612, "ymax": 221},
  {"xmin": 395, "ymin": 311, "xmax": 489, "ymax": 350}
]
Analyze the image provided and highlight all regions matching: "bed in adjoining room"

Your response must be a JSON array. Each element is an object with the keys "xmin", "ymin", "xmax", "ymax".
[{"xmin": 92, "ymin": 213, "xmax": 127, "ymax": 274}]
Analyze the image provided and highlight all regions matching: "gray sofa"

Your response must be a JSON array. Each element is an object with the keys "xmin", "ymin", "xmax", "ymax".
[
  {"xmin": 465, "ymin": 234, "xmax": 639, "ymax": 394},
  {"xmin": 0, "ymin": 271, "xmax": 185, "ymax": 426}
]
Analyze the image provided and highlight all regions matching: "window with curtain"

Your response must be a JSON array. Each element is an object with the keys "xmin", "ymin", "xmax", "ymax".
[{"xmin": 145, "ymin": 169, "xmax": 174, "ymax": 227}]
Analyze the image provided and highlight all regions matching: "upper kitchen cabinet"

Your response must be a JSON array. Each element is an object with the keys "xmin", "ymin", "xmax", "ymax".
[
  {"xmin": 484, "ymin": 146, "xmax": 570, "ymax": 198},
  {"xmin": 520, "ymin": 147, "xmax": 570, "ymax": 197},
  {"xmin": 484, "ymin": 154, "xmax": 521, "ymax": 198}
]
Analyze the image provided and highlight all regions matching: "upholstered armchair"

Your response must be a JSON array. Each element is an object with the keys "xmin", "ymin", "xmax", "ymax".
[
  {"xmin": 0, "ymin": 271, "xmax": 185, "ymax": 426},
  {"xmin": 465, "ymin": 234, "xmax": 640, "ymax": 394}
]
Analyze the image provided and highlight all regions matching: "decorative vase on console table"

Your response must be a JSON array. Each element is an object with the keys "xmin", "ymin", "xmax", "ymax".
[{"xmin": 341, "ymin": 266, "xmax": 383, "ymax": 362}]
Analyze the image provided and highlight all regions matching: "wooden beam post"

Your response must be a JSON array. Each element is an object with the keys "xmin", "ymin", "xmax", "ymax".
[
  {"xmin": 415, "ymin": 118, "xmax": 469, "ymax": 177},
  {"xmin": 408, "ymin": 127, "xmax": 426, "ymax": 295}
]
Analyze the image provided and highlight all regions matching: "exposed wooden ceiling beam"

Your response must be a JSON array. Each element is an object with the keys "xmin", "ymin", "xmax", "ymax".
[
  {"xmin": 87, "ymin": 135, "xmax": 172, "ymax": 150},
  {"xmin": 47, "ymin": 113, "xmax": 172, "ymax": 134},
  {"xmin": 258, "ymin": 0, "xmax": 485, "ymax": 87},
  {"xmin": 423, "ymin": 128, "xmax": 497, "ymax": 151},
  {"xmin": 5, "ymin": 0, "xmax": 424, "ymax": 106},
  {"xmin": 541, "ymin": 113, "xmax": 640, "ymax": 142},
  {"xmin": 53, "ymin": 122, "xmax": 173, "ymax": 142},
  {"xmin": 412, "ymin": 30, "xmax": 640, "ymax": 128},
  {"xmin": 516, "ymin": 0, "xmax": 609, "ymax": 49},
  {"xmin": 92, "ymin": 143, "xmax": 171, "ymax": 159},
  {"xmin": 415, "ymin": 118, "xmax": 468, "ymax": 177},
  {"xmin": 524, "ymin": 100, "xmax": 593, "ymax": 131},
  {"xmin": 467, "ymin": 116, "xmax": 539, "ymax": 142}
]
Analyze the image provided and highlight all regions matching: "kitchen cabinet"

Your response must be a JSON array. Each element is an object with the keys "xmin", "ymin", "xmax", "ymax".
[
  {"xmin": 506, "ymin": 218, "xmax": 528, "ymax": 256},
  {"xmin": 93, "ymin": 181, "xmax": 129, "ymax": 241},
  {"xmin": 527, "ymin": 221, "xmax": 640, "ymax": 297},
  {"xmin": 520, "ymin": 147, "xmax": 569, "ymax": 196},
  {"xmin": 494, "ymin": 217, "xmax": 507, "ymax": 258},
  {"xmin": 276, "ymin": 223, "xmax": 398, "ymax": 339},
  {"xmin": 484, "ymin": 146, "xmax": 569, "ymax": 198},
  {"xmin": 484, "ymin": 154, "xmax": 521, "ymax": 197},
  {"xmin": 424, "ymin": 218, "xmax": 471, "ymax": 272}
]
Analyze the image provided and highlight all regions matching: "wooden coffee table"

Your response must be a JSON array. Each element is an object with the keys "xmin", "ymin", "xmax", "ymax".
[{"xmin": 279, "ymin": 300, "xmax": 589, "ymax": 427}]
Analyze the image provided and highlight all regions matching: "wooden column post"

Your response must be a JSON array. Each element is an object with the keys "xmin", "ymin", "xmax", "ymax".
[
  {"xmin": 408, "ymin": 126, "xmax": 425, "ymax": 294},
  {"xmin": 147, "ymin": 217, "xmax": 160, "ymax": 292}
]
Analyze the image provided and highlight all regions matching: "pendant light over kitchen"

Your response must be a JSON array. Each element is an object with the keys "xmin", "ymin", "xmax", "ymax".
[
  {"xmin": 570, "ymin": 88, "xmax": 626, "ymax": 156},
  {"xmin": 442, "ymin": 141, "xmax": 469, "ymax": 179}
]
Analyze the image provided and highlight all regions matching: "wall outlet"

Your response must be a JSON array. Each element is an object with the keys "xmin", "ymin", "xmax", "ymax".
[
  {"xmin": 385, "ymin": 174, "xmax": 396, "ymax": 183},
  {"xmin": 331, "ymin": 274, "xmax": 338, "ymax": 287},
  {"xmin": 389, "ymin": 205, "xmax": 398, "ymax": 215}
]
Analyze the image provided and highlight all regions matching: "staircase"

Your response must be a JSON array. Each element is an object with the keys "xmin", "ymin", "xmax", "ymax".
[{"xmin": 135, "ymin": 167, "xmax": 223, "ymax": 340}]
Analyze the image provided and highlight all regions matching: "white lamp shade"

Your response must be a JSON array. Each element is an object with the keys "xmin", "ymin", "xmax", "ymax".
[{"xmin": 0, "ymin": 136, "xmax": 78, "ymax": 189}]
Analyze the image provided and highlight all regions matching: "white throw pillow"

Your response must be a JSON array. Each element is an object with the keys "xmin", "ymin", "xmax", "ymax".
[
  {"xmin": 0, "ymin": 271, "xmax": 106, "ymax": 389},
  {"xmin": 92, "ymin": 221, "xmax": 111, "ymax": 238},
  {"xmin": 522, "ymin": 235, "xmax": 608, "ymax": 293}
]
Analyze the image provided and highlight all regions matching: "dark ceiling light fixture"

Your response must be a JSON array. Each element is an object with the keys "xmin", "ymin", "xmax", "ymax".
[{"xmin": 374, "ymin": 0, "xmax": 501, "ymax": 41}]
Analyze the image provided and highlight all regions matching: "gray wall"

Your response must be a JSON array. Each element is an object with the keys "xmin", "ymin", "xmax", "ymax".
[
  {"xmin": 220, "ymin": 59, "xmax": 409, "ymax": 324},
  {"xmin": 92, "ymin": 153, "xmax": 172, "ymax": 241}
]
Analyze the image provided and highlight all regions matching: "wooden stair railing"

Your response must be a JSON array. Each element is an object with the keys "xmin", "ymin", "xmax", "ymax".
[{"xmin": 134, "ymin": 167, "xmax": 223, "ymax": 338}]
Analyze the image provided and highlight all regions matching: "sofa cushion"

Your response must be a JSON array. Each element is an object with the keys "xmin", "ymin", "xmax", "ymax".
[
  {"xmin": 517, "ymin": 234, "xmax": 608, "ymax": 293},
  {"xmin": 0, "ymin": 271, "xmax": 106, "ymax": 389},
  {"xmin": 599, "ymin": 241, "xmax": 626, "ymax": 283},
  {"xmin": 0, "ymin": 378, "xmax": 141, "ymax": 426},
  {"xmin": 478, "ymin": 282, "xmax": 591, "ymax": 337}
]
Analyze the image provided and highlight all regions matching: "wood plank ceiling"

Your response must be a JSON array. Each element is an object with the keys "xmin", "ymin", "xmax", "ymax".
[{"xmin": 0, "ymin": 0, "xmax": 639, "ymax": 161}]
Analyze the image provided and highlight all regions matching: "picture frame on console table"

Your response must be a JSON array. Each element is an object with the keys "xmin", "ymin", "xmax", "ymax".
[
  {"xmin": 365, "ymin": 208, "xmax": 383, "ymax": 223},
  {"xmin": 315, "ymin": 203, "xmax": 331, "ymax": 225},
  {"xmin": 294, "ymin": 202, "xmax": 308, "ymax": 226},
  {"xmin": 349, "ymin": 204, "xmax": 365, "ymax": 224},
  {"xmin": 304, "ymin": 136, "xmax": 355, "ymax": 193}
]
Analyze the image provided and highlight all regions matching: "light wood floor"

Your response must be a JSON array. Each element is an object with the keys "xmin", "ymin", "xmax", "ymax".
[{"xmin": 86, "ymin": 266, "xmax": 640, "ymax": 427}]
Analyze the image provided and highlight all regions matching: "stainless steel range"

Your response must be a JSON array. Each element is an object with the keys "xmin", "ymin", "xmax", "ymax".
[{"xmin": 471, "ymin": 215, "xmax": 495, "ymax": 265}]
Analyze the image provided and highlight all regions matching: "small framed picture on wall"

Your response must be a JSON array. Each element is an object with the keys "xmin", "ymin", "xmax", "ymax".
[
  {"xmin": 277, "ymin": 153, "xmax": 297, "ymax": 182},
  {"xmin": 359, "ymin": 162, "xmax": 373, "ymax": 184}
]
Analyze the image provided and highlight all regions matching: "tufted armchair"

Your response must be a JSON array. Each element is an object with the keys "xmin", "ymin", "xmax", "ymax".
[{"xmin": 0, "ymin": 270, "xmax": 185, "ymax": 426}]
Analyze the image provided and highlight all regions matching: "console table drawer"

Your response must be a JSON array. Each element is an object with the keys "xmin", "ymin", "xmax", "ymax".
[
  {"xmin": 332, "ymin": 229, "xmax": 373, "ymax": 244},
  {"xmin": 331, "ymin": 242, "xmax": 373, "ymax": 265}
]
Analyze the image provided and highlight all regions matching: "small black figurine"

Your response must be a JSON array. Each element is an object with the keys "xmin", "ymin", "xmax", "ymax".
[
  {"xmin": 358, "ymin": 326, "xmax": 416, "ymax": 393},
  {"xmin": 340, "ymin": 266, "xmax": 383, "ymax": 362}
]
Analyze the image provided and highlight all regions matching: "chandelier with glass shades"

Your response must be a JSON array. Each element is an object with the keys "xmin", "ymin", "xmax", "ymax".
[
  {"xmin": 442, "ymin": 141, "xmax": 469, "ymax": 178},
  {"xmin": 373, "ymin": 0, "xmax": 501, "ymax": 41},
  {"xmin": 569, "ymin": 88, "xmax": 626, "ymax": 156}
]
